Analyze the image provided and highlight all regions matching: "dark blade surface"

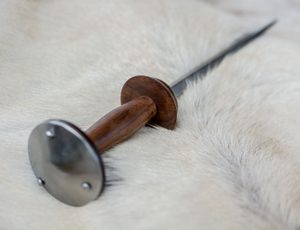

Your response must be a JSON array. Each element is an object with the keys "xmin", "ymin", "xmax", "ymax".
[{"xmin": 170, "ymin": 20, "xmax": 277, "ymax": 97}]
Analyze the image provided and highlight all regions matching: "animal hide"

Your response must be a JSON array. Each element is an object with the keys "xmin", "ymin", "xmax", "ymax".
[{"xmin": 0, "ymin": 0, "xmax": 300, "ymax": 229}]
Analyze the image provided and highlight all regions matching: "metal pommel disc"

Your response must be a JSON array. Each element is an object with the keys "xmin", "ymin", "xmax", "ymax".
[{"xmin": 28, "ymin": 119, "xmax": 105, "ymax": 206}]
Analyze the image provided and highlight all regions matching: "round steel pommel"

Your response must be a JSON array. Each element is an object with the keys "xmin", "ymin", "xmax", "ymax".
[
  {"xmin": 28, "ymin": 76, "xmax": 178, "ymax": 206},
  {"xmin": 28, "ymin": 120, "xmax": 105, "ymax": 206}
]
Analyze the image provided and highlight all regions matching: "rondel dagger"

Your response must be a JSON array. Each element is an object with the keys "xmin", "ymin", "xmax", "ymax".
[{"xmin": 28, "ymin": 21, "xmax": 276, "ymax": 206}]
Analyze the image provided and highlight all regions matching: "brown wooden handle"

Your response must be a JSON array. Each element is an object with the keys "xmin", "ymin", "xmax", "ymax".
[{"xmin": 86, "ymin": 96, "xmax": 157, "ymax": 153}]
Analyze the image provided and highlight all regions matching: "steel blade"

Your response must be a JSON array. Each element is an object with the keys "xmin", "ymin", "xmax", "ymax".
[{"xmin": 170, "ymin": 20, "xmax": 277, "ymax": 97}]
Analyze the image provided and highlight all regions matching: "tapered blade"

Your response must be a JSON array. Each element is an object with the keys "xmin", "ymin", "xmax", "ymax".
[{"xmin": 170, "ymin": 20, "xmax": 277, "ymax": 97}]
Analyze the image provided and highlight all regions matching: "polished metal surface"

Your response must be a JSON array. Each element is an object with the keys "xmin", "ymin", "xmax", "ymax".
[
  {"xmin": 170, "ymin": 20, "xmax": 277, "ymax": 97},
  {"xmin": 28, "ymin": 119, "xmax": 105, "ymax": 206}
]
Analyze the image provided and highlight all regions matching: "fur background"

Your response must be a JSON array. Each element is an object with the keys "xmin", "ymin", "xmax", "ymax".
[{"xmin": 0, "ymin": 0, "xmax": 300, "ymax": 229}]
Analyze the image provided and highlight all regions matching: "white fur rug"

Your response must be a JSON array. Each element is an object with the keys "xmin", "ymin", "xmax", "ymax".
[{"xmin": 1, "ymin": 0, "xmax": 300, "ymax": 229}]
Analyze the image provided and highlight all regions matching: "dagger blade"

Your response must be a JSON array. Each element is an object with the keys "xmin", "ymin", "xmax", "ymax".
[{"xmin": 170, "ymin": 20, "xmax": 277, "ymax": 97}]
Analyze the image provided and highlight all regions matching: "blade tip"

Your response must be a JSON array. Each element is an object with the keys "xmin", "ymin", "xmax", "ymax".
[{"xmin": 269, "ymin": 19, "xmax": 278, "ymax": 26}]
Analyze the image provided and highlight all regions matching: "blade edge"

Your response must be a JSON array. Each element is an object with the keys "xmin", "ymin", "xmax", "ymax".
[{"xmin": 170, "ymin": 20, "xmax": 277, "ymax": 97}]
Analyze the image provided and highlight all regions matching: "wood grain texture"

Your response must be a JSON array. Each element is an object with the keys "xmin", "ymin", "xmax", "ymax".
[
  {"xmin": 86, "ymin": 96, "xmax": 157, "ymax": 152},
  {"xmin": 121, "ymin": 75, "xmax": 178, "ymax": 129}
]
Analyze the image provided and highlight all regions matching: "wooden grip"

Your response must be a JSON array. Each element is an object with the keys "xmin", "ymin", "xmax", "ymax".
[
  {"xmin": 86, "ymin": 96, "xmax": 157, "ymax": 153},
  {"xmin": 85, "ymin": 76, "xmax": 177, "ymax": 154}
]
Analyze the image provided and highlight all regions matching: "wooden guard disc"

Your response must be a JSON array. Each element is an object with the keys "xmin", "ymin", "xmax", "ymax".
[{"xmin": 121, "ymin": 75, "xmax": 177, "ymax": 130}]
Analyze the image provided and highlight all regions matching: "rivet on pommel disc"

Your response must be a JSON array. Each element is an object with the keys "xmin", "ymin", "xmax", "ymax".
[
  {"xmin": 28, "ymin": 120, "xmax": 105, "ymax": 206},
  {"xmin": 121, "ymin": 75, "xmax": 178, "ymax": 129}
]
